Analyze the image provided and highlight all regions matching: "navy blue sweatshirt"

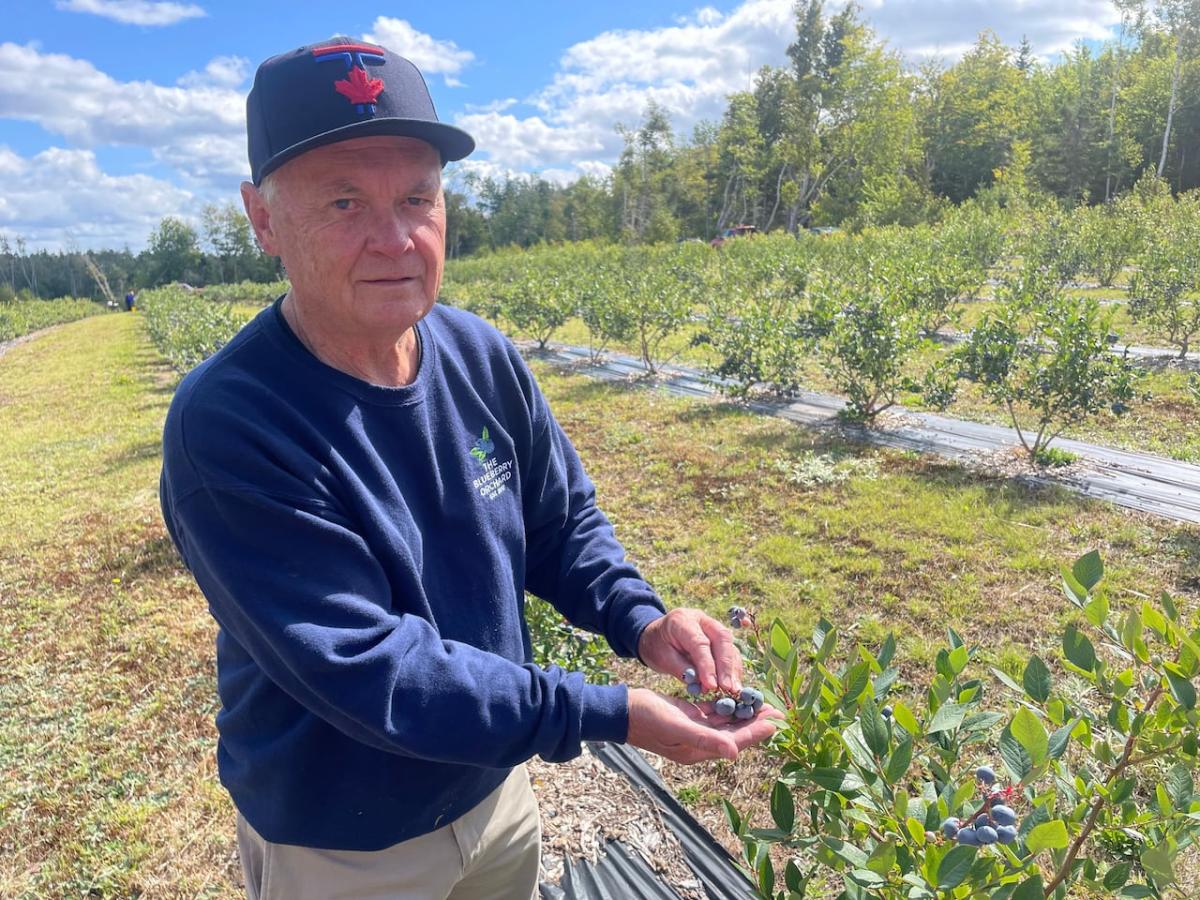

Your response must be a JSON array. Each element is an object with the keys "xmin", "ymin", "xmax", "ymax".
[{"xmin": 159, "ymin": 298, "xmax": 665, "ymax": 851}]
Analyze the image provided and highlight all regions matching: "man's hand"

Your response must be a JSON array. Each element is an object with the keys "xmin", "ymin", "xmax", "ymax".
[
  {"xmin": 638, "ymin": 608, "xmax": 742, "ymax": 694},
  {"xmin": 625, "ymin": 688, "xmax": 783, "ymax": 764}
]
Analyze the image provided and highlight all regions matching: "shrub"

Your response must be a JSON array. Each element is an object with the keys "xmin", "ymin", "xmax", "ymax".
[
  {"xmin": 0, "ymin": 297, "xmax": 104, "ymax": 342},
  {"xmin": 953, "ymin": 269, "xmax": 1140, "ymax": 462},
  {"xmin": 723, "ymin": 551, "xmax": 1200, "ymax": 899},
  {"xmin": 140, "ymin": 286, "xmax": 249, "ymax": 373},
  {"xmin": 1127, "ymin": 193, "xmax": 1200, "ymax": 359}
]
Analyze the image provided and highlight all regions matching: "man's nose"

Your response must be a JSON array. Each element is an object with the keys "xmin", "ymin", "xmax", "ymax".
[{"xmin": 367, "ymin": 205, "xmax": 415, "ymax": 255}]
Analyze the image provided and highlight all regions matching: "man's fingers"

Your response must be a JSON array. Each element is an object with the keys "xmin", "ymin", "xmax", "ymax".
[{"xmin": 699, "ymin": 614, "xmax": 742, "ymax": 694}]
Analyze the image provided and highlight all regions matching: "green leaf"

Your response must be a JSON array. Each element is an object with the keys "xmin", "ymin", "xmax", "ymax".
[
  {"xmin": 948, "ymin": 645, "xmax": 969, "ymax": 676},
  {"xmin": 905, "ymin": 817, "xmax": 926, "ymax": 845},
  {"xmin": 804, "ymin": 768, "xmax": 866, "ymax": 793},
  {"xmin": 1084, "ymin": 590, "xmax": 1109, "ymax": 628},
  {"xmin": 1121, "ymin": 609, "xmax": 1144, "ymax": 654},
  {"xmin": 1166, "ymin": 670, "xmax": 1197, "ymax": 710},
  {"xmin": 998, "ymin": 724, "xmax": 1036, "ymax": 782},
  {"xmin": 926, "ymin": 702, "xmax": 967, "ymax": 734},
  {"xmin": 1162, "ymin": 590, "xmax": 1179, "ymax": 622},
  {"xmin": 885, "ymin": 738, "xmax": 913, "ymax": 784},
  {"xmin": 991, "ymin": 666, "xmax": 1024, "ymax": 693},
  {"xmin": 1140, "ymin": 844, "xmax": 1174, "ymax": 883},
  {"xmin": 1142, "ymin": 602, "xmax": 1167, "ymax": 638},
  {"xmin": 892, "ymin": 700, "xmax": 920, "ymax": 735},
  {"xmin": 1062, "ymin": 567, "xmax": 1087, "ymax": 606},
  {"xmin": 865, "ymin": 840, "xmax": 896, "ymax": 877},
  {"xmin": 1062, "ymin": 624, "xmax": 1096, "ymax": 672},
  {"xmin": 946, "ymin": 626, "xmax": 965, "ymax": 649},
  {"xmin": 1048, "ymin": 718, "xmax": 1077, "ymax": 760},
  {"xmin": 935, "ymin": 845, "xmax": 976, "ymax": 890},
  {"xmin": 785, "ymin": 859, "xmax": 806, "ymax": 893},
  {"xmin": 842, "ymin": 662, "xmax": 871, "ymax": 708},
  {"xmin": 770, "ymin": 780, "xmax": 795, "ymax": 834},
  {"xmin": 1118, "ymin": 885, "xmax": 1155, "ymax": 898},
  {"xmin": 1166, "ymin": 764, "xmax": 1193, "ymax": 811},
  {"xmin": 722, "ymin": 799, "xmax": 742, "ymax": 836},
  {"xmin": 1011, "ymin": 874, "xmax": 1045, "ymax": 900},
  {"xmin": 849, "ymin": 868, "xmax": 885, "ymax": 887},
  {"xmin": 878, "ymin": 633, "xmax": 897, "ymax": 669},
  {"xmin": 1103, "ymin": 862, "xmax": 1131, "ymax": 891},
  {"xmin": 1026, "ymin": 820, "xmax": 1069, "ymax": 854},
  {"xmin": 757, "ymin": 846, "xmax": 775, "ymax": 897},
  {"xmin": 481, "ymin": 425, "xmax": 489, "ymax": 441},
  {"xmin": 1023, "ymin": 655, "xmax": 1052, "ymax": 702},
  {"xmin": 1073, "ymin": 550, "xmax": 1103, "ymax": 591},
  {"xmin": 812, "ymin": 617, "xmax": 834, "ymax": 653},
  {"xmin": 1011, "ymin": 707, "xmax": 1049, "ymax": 766},
  {"xmin": 860, "ymin": 698, "xmax": 890, "ymax": 757},
  {"xmin": 822, "ymin": 836, "xmax": 869, "ymax": 869},
  {"xmin": 770, "ymin": 620, "xmax": 791, "ymax": 660}
]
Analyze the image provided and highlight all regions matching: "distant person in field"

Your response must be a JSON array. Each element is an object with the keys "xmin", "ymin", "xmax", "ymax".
[
  {"xmin": 157, "ymin": 36, "xmax": 779, "ymax": 900},
  {"xmin": 124, "ymin": 290, "xmax": 135, "ymax": 311}
]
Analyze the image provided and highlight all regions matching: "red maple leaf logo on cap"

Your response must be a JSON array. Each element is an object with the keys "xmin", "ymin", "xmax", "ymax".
[{"xmin": 334, "ymin": 65, "xmax": 384, "ymax": 105}]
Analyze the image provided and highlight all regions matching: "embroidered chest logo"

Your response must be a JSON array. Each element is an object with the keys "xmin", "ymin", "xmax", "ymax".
[
  {"xmin": 313, "ymin": 43, "xmax": 385, "ymax": 115},
  {"xmin": 468, "ymin": 425, "xmax": 514, "ymax": 501}
]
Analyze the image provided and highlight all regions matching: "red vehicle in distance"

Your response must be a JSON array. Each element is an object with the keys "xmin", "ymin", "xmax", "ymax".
[{"xmin": 710, "ymin": 224, "xmax": 758, "ymax": 247}]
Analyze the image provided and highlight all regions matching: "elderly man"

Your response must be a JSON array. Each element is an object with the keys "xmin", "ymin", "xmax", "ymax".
[{"xmin": 159, "ymin": 37, "xmax": 779, "ymax": 900}]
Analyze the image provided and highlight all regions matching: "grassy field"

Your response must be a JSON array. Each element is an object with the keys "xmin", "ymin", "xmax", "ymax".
[{"xmin": 2, "ymin": 313, "xmax": 1198, "ymax": 896}]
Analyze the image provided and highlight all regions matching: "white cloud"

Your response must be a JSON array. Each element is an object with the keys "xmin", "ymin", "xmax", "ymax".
[
  {"xmin": 177, "ymin": 55, "xmax": 249, "ymax": 89},
  {"xmin": 857, "ymin": 0, "xmax": 1121, "ymax": 62},
  {"xmin": 0, "ymin": 145, "xmax": 194, "ymax": 250},
  {"xmin": 0, "ymin": 42, "xmax": 245, "ymax": 182},
  {"xmin": 56, "ymin": 0, "xmax": 206, "ymax": 27},
  {"xmin": 456, "ymin": 0, "xmax": 793, "ymax": 180},
  {"xmin": 363, "ymin": 17, "xmax": 475, "ymax": 86}
]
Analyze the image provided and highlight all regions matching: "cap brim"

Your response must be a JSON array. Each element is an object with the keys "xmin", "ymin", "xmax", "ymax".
[{"xmin": 255, "ymin": 118, "xmax": 475, "ymax": 185}]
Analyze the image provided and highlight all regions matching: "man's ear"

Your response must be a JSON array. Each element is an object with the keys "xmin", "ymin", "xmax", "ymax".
[{"xmin": 240, "ymin": 181, "xmax": 279, "ymax": 256}]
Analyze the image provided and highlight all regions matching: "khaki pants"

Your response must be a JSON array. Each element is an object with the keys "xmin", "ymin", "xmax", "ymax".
[{"xmin": 236, "ymin": 765, "xmax": 541, "ymax": 900}]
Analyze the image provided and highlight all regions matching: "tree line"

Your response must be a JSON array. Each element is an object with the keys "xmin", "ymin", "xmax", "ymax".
[
  {"xmin": 3, "ymin": 0, "xmax": 1198, "ymax": 299},
  {"xmin": 451, "ymin": 0, "xmax": 1200, "ymax": 252}
]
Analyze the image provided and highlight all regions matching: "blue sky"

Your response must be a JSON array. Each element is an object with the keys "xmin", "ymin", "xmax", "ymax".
[{"xmin": 1, "ymin": 0, "xmax": 1123, "ymax": 250}]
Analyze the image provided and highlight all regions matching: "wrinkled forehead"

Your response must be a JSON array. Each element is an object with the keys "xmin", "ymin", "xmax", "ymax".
[{"xmin": 272, "ymin": 135, "xmax": 442, "ymax": 193}]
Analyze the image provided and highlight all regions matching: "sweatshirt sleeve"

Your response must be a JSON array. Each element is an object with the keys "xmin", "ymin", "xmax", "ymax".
[
  {"xmin": 519, "ymin": 373, "xmax": 666, "ymax": 660},
  {"xmin": 164, "ymin": 482, "xmax": 630, "ymax": 767}
]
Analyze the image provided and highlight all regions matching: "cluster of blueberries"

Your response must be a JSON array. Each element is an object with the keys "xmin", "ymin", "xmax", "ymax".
[
  {"xmin": 683, "ymin": 667, "xmax": 764, "ymax": 719},
  {"xmin": 940, "ymin": 767, "xmax": 1020, "ymax": 846},
  {"xmin": 727, "ymin": 606, "xmax": 752, "ymax": 628}
]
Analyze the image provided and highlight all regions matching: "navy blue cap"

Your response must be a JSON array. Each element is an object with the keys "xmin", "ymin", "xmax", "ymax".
[{"xmin": 246, "ymin": 37, "xmax": 475, "ymax": 185}]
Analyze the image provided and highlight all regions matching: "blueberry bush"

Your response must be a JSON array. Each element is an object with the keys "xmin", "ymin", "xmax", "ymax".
[{"xmin": 720, "ymin": 551, "xmax": 1199, "ymax": 899}]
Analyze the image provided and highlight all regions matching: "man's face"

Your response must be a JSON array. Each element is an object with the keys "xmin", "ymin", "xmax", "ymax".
[{"xmin": 245, "ymin": 135, "xmax": 446, "ymax": 337}]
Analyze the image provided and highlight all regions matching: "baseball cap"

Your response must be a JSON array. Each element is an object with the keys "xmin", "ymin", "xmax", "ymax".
[{"xmin": 246, "ymin": 36, "xmax": 476, "ymax": 185}]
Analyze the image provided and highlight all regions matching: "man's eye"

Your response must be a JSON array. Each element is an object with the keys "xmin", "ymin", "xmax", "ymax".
[
  {"xmin": 333, "ymin": 198, "xmax": 354, "ymax": 210},
  {"xmin": 406, "ymin": 197, "xmax": 431, "ymax": 207}
]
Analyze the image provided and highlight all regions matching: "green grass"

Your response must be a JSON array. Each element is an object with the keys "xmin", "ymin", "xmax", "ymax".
[
  {"xmin": 0, "ymin": 297, "xmax": 107, "ymax": 342},
  {"xmin": 3, "ymin": 313, "xmax": 1197, "ymax": 896}
]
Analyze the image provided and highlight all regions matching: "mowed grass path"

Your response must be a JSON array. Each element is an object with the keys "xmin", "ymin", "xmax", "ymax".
[{"xmin": 2, "ymin": 314, "xmax": 1198, "ymax": 897}]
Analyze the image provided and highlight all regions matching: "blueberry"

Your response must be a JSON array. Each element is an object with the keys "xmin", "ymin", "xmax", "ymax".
[
  {"xmin": 734, "ymin": 703, "xmax": 755, "ymax": 720},
  {"xmin": 996, "ymin": 825, "xmax": 1018, "ymax": 844},
  {"xmin": 941, "ymin": 818, "xmax": 960, "ymax": 838},
  {"xmin": 683, "ymin": 667, "xmax": 697, "ymax": 684},
  {"xmin": 686, "ymin": 682, "xmax": 702, "ymax": 696},
  {"xmin": 882, "ymin": 705, "xmax": 893, "ymax": 719},
  {"xmin": 925, "ymin": 831, "xmax": 937, "ymax": 843},
  {"xmin": 976, "ymin": 825, "xmax": 998, "ymax": 845},
  {"xmin": 956, "ymin": 827, "xmax": 979, "ymax": 845},
  {"xmin": 976, "ymin": 765, "xmax": 996, "ymax": 785},
  {"xmin": 714, "ymin": 697, "xmax": 736, "ymax": 716},
  {"xmin": 990, "ymin": 805, "xmax": 1016, "ymax": 827},
  {"xmin": 751, "ymin": 698, "xmax": 763, "ymax": 712},
  {"xmin": 739, "ymin": 687, "xmax": 763, "ymax": 705}
]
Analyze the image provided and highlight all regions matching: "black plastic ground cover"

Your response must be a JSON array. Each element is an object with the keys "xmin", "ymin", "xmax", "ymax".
[
  {"xmin": 533, "ymin": 344, "xmax": 1200, "ymax": 527},
  {"xmin": 537, "ymin": 742, "xmax": 759, "ymax": 900}
]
